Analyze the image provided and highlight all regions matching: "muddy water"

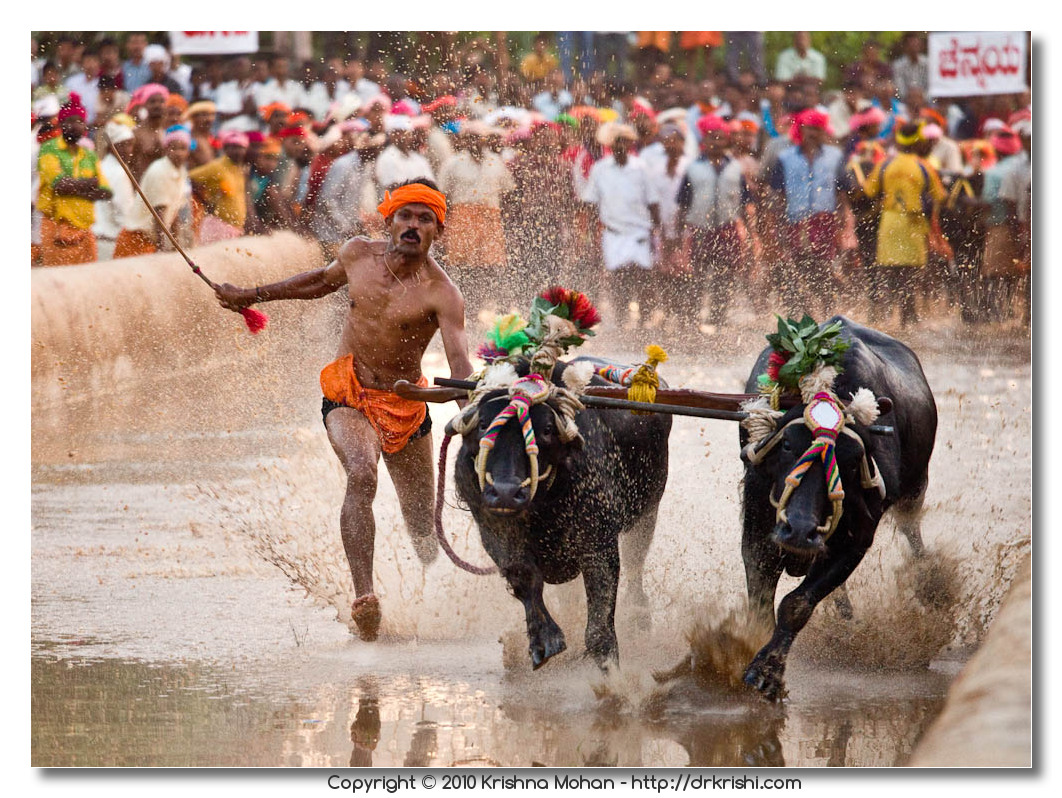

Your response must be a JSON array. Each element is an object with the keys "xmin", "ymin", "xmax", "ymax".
[{"xmin": 31, "ymin": 297, "xmax": 1030, "ymax": 768}]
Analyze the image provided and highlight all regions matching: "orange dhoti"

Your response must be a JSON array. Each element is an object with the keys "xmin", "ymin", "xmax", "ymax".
[
  {"xmin": 39, "ymin": 216, "xmax": 97, "ymax": 266},
  {"xmin": 320, "ymin": 354, "xmax": 430, "ymax": 454},
  {"xmin": 443, "ymin": 204, "xmax": 508, "ymax": 268},
  {"xmin": 113, "ymin": 229, "xmax": 158, "ymax": 259}
]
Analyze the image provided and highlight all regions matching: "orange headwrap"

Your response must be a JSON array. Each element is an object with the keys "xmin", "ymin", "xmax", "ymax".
[
  {"xmin": 166, "ymin": 93, "xmax": 188, "ymax": 112},
  {"xmin": 376, "ymin": 184, "xmax": 448, "ymax": 225},
  {"xmin": 259, "ymin": 137, "xmax": 282, "ymax": 155}
]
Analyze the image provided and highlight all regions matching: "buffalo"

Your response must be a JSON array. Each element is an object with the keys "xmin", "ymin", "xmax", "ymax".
[
  {"xmin": 445, "ymin": 356, "xmax": 671, "ymax": 669},
  {"xmin": 738, "ymin": 316, "xmax": 937, "ymax": 700}
]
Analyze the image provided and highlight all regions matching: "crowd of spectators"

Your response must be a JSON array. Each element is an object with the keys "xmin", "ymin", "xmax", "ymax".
[{"xmin": 30, "ymin": 31, "xmax": 1031, "ymax": 328}]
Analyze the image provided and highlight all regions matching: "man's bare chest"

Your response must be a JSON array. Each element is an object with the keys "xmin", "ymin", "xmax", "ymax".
[{"xmin": 346, "ymin": 286, "xmax": 436, "ymax": 336}]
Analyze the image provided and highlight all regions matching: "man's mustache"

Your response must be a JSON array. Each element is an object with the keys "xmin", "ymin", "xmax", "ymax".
[{"xmin": 401, "ymin": 231, "xmax": 421, "ymax": 242}]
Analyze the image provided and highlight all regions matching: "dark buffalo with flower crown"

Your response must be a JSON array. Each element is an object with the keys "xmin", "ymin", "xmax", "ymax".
[
  {"xmin": 446, "ymin": 354, "xmax": 672, "ymax": 670},
  {"xmin": 738, "ymin": 316, "xmax": 937, "ymax": 700},
  {"xmin": 444, "ymin": 286, "xmax": 671, "ymax": 670}
]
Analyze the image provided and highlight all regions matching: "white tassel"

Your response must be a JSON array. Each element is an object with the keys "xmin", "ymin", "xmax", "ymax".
[
  {"xmin": 481, "ymin": 362, "xmax": 518, "ymax": 389},
  {"xmin": 847, "ymin": 387, "xmax": 881, "ymax": 426},
  {"xmin": 562, "ymin": 360, "xmax": 594, "ymax": 394}
]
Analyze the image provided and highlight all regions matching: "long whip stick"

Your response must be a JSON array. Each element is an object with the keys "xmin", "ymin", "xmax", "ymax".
[{"xmin": 104, "ymin": 133, "xmax": 268, "ymax": 334}]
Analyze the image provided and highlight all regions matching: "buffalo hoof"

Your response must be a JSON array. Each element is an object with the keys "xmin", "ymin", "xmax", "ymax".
[
  {"xmin": 589, "ymin": 649, "xmax": 620, "ymax": 672},
  {"xmin": 530, "ymin": 629, "xmax": 567, "ymax": 670},
  {"xmin": 628, "ymin": 603, "xmax": 652, "ymax": 632},
  {"xmin": 411, "ymin": 532, "xmax": 439, "ymax": 566},
  {"xmin": 743, "ymin": 657, "xmax": 788, "ymax": 702},
  {"xmin": 833, "ymin": 589, "xmax": 854, "ymax": 620}
]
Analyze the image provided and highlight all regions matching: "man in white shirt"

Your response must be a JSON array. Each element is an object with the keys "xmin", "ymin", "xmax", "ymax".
[
  {"xmin": 422, "ymin": 97, "xmax": 458, "ymax": 174},
  {"xmin": 775, "ymin": 32, "xmax": 827, "ymax": 84},
  {"xmin": 581, "ymin": 123, "xmax": 661, "ymax": 328},
  {"xmin": 344, "ymin": 59, "xmax": 382, "ymax": 105},
  {"xmin": 215, "ymin": 56, "xmax": 260, "ymax": 133},
  {"xmin": 114, "ymin": 129, "xmax": 191, "ymax": 258},
  {"xmin": 676, "ymin": 115, "xmax": 752, "ymax": 327},
  {"xmin": 93, "ymin": 121, "xmax": 137, "ymax": 261},
  {"xmin": 64, "ymin": 48, "xmax": 101, "ymax": 126},
  {"xmin": 437, "ymin": 123, "xmax": 516, "ymax": 311},
  {"xmin": 891, "ymin": 32, "xmax": 929, "ymax": 103},
  {"xmin": 374, "ymin": 116, "xmax": 435, "ymax": 200},
  {"xmin": 531, "ymin": 69, "xmax": 574, "ymax": 120},
  {"xmin": 312, "ymin": 123, "xmax": 366, "ymax": 259},
  {"xmin": 253, "ymin": 55, "xmax": 308, "ymax": 113},
  {"xmin": 305, "ymin": 63, "xmax": 352, "ymax": 122}
]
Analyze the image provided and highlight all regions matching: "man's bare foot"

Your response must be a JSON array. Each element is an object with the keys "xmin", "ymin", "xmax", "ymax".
[
  {"xmin": 411, "ymin": 532, "xmax": 439, "ymax": 565},
  {"xmin": 350, "ymin": 594, "xmax": 382, "ymax": 641}
]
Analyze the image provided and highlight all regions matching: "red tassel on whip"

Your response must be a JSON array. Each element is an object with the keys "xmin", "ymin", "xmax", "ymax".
[
  {"xmin": 240, "ymin": 307, "xmax": 269, "ymax": 334},
  {"xmin": 104, "ymin": 132, "xmax": 268, "ymax": 334}
]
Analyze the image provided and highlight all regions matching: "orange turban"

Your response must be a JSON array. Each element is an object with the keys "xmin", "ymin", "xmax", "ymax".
[
  {"xmin": 259, "ymin": 102, "xmax": 291, "ymax": 121},
  {"xmin": 376, "ymin": 184, "xmax": 447, "ymax": 225}
]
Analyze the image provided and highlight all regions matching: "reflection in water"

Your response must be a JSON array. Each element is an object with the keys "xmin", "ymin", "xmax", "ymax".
[
  {"xmin": 349, "ymin": 683, "xmax": 381, "ymax": 767},
  {"xmin": 405, "ymin": 721, "xmax": 439, "ymax": 768},
  {"xmin": 32, "ymin": 652, "xmax": 947, "ymax": 767},
  {"xmin": 32, "ymin": 655, "xmax": 285, "ymax": 767}
]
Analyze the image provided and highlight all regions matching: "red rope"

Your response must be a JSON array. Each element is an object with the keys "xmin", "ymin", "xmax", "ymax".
[{"xmin": 436, "ymin": 433, "xmax": 497, "ymax": 575}]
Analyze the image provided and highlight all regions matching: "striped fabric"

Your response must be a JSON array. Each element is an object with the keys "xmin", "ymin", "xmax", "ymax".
[
  {"xmin": 784, "ymin": 392, "xmax": 845, "ymax": 501},
  {"xmin": 479, "ymin": 374, "xmax": 551, "ymax": 458},
  {"xmin": 595, "ymin": 364, "xmax": 636, "ymax": 385}
]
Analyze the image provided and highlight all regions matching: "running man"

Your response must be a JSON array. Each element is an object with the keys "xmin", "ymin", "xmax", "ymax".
[{"xmin": 214, "ymin": 178, "xmax": 473, "ymax": 641}]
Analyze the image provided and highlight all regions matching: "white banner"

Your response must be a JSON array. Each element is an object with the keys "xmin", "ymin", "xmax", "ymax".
[
  {"xmin": 928, "ymin": 31, "xmax": 1027, "ymax": 97},
  {"xmin": 169, "ymin": 31, "xmax": 259, "ymax": 56}
]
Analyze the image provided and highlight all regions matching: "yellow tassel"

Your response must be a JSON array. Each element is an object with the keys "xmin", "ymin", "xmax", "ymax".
[{"xmin": 627, "ymin": 344, "xmax": 668, "ymax": 413}]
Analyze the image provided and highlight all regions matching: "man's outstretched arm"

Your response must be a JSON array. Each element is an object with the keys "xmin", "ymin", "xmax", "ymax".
[{"xmin": 214, "ymin": 258, "xmax": 348, "ymax": 311}]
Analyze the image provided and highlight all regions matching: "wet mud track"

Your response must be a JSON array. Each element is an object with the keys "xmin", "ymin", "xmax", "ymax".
[{"xmin": 31, "ymin": 313, "xmax": 1030, "ymax": 767}]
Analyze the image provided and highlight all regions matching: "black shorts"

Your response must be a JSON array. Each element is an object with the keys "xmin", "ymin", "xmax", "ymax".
[{"xmin": 320, "ymin": 397, "xmax": 433, "ymax": 441}]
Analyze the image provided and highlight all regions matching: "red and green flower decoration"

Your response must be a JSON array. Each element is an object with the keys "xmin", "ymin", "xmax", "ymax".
[
  {"xmin": 477, "ymin": 287, "xmax": 601, "ymax": 364},
  {"xmin": 758, "ymin": 314, "xmax": 850, "ymax": 393},
  {"xmin": 477, "ymin": 314, "xmax": 532, "ymax": 364}
]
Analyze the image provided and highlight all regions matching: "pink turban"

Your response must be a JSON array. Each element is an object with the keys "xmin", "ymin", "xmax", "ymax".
[
  {"xmin": 990, "ymin": 128, "xmax": 1021, "ymax": 156},
  {"xmin": 57, "ymin": 92, "xmax": 87, "ymax": 122},
  {"xmin": 140, "ymin": 83, "xmax": 170, "ymax": 102},
  {"xmin": 789, "ymin": 108, "xmax": 835, "ymax": 143},
  {"xmin": 848, "ymin": 106, "xmax": 886, "ymax": 132},
  {"xmin": 219, "ymin": 130, "xmax": 250, "ymax": 148},
  {"xmin": 127, "ymin": 83, "xmax": 170, "ymax": 113},
  {"xmin": 696, "ymin": 114, "xmax": 729, "ymax": 137},
  {"xmin": 921, "ymin": 123, "xmax": 943, "ymax": 141},
  {"xmin": 163, "ymin": 128, "xmax": 191, "ymax": 147}
]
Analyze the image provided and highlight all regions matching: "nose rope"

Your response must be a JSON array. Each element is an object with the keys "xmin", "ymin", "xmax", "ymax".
[
  {"xmin": 435, "ymin": 432, "xmax": 498, "ymax": 575},
  {"xmin": 475, "ymin": 373, "xmax": 552, "ymax": 500}
]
